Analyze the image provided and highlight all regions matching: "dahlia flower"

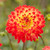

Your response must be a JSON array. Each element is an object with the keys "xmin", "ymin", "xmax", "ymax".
[
  {"xmin": 0, "ymin": 43, "xmax": 2, "ymax": 47},
  {"xmin": 43, "ymin": 46, "xmax": 50, "ymax": 50},
  {"xmin": 6, "ymin": 5, "xmax": 45, "ymax": 43},
  {"xmin": 0, "ymin": 43, "xmax": 2, "ymax": 50}
]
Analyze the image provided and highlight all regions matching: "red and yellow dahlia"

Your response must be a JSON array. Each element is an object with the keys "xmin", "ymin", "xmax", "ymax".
[
  {"xmin": 6, "ymin": 5, "xmax": 45, "ymax": 43},
  {"xmin": 43, "ymin": 46, "xmax": 50, "ymax": 50}
]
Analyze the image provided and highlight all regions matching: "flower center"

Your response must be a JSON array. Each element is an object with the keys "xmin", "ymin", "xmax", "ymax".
[
  {"xmin": 19, "ymin": 15, "xmax": 33, "ymax": 30},
  {"xmin": 24, "ymin": 17, "xmax": 29, "ymax": 22}
]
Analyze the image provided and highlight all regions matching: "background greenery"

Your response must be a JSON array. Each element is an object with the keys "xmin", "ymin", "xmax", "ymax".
[{"xmin": 0, "ymin": 0, "xmax": 50, "ymax": 50}]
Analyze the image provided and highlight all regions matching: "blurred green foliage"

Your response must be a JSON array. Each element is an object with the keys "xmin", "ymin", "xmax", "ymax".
[
  {"xmin": 0, "ymin": 0, "xmax": 50, "ymax": 50},
  {"xmin": 46, "ymin": 14, "xmax": 50, "ymax": 21}
]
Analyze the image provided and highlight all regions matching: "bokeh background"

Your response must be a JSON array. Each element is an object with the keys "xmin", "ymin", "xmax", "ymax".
[{"xmin": 0, "ymin": 0, "xmax": 50, "ymax": 50}]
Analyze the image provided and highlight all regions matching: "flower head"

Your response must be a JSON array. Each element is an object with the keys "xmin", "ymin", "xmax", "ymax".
[
  {"xmin": 0, "ymin": 43, "xmax": 2, "ymax": 50},
  {"xmin": 6, "ymin": 5, "xmax": 45, "ymax": 43},
  {"xmin": 0, "ymin": 43, "xmax": 2, "ymax": 47},
  {"xmin": 43, "ymin": 46, "xmax": 50, "ymax": 50}
]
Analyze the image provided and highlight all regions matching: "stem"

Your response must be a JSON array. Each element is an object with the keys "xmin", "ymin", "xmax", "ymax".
[
  {"xmin": 41, "ymin": 37, "xmax": 45, "ymax": 46},
  {"xmin": 23, "ymin": 42, "xmax": 27, "ymax": 50},
  {"xmin": 7, "ymin": 32, "xmax": 14, "ymax": 50},
  {"xmin": 34, "ymin": 41, "xmax": 38, "ymax": 50}
]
